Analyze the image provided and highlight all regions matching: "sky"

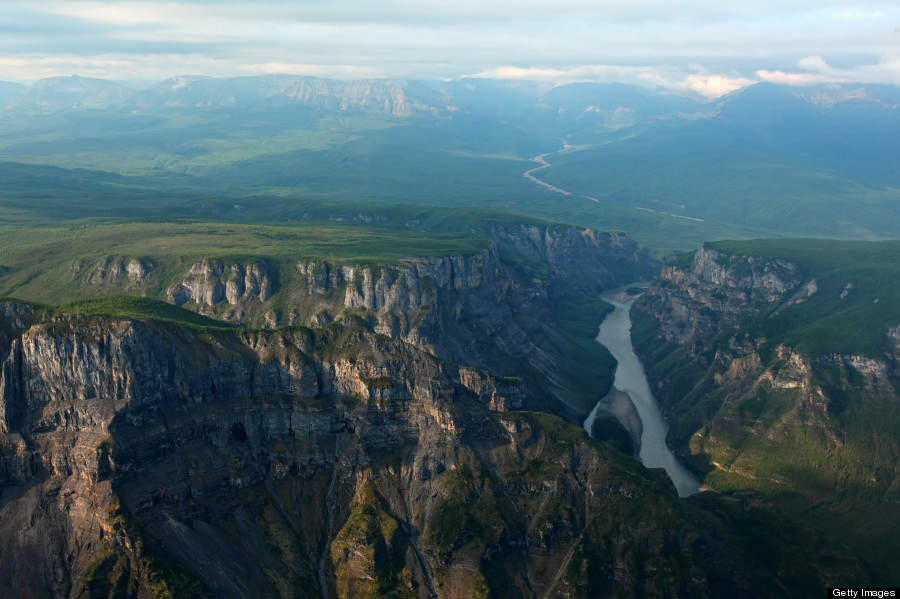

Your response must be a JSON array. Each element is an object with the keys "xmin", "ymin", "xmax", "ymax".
[{"xmin": 2, "ymin": 0, "xmax": 899, "ymax": 97}]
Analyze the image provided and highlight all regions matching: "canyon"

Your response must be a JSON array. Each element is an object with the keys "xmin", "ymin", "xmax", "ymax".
[
  {"xmin": 0, "ymin": 300, "xmax": 776, "ymax": 598},
  {"xmin": 631, "ymin": 242, "xmax": 900, "ymax": 581},
  {"xmin": 1, "ymin": 231, "xmax": 893, "ymax": 596}
]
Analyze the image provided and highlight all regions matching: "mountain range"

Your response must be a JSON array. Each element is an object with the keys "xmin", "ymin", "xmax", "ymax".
[
  {"xmin": 0, "ymin": 72, "xmax": 899, "ymax": 597},
  {"xmin": 1, "ymin": 74, "xmax": 897, "ymax": 251}
]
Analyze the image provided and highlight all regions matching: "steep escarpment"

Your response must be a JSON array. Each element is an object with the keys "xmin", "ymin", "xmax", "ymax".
[
  {"xmin": 157, "ymin": 224, "xmax": 656, "ymax": 418},
  {"xmin": 0, "ymin": 306, "xmax": 787, "ymax": 598},
  {"xmin": 632, "ymin": 240, "xmax": 900, "ymax": 579},
  {"xmin": 160, "ymin": 224, "xmax": 649, "ymax": 331},
  {"xmin": 83, "ymin": 257, "xmax": 155, "ymax": 290},
  {"xmin": 167, "ymin": 259, "xmax": 273, "ymax": 311},
  {"xmin": 644, "ymin": 246, "xmax": 803, "ymax": 353},
  {"xmin": 0, "ymin": 218, "xmax": 656, "ymax": 421}
]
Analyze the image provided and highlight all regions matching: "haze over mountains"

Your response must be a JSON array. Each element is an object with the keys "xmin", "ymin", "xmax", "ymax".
[
  {"xmin": 1, "ymin": 74, "xmax": 897, "ymax": 250},
  {"xmin": 1, "ymin": 71, "xmax": 899, "ymax": 597}
]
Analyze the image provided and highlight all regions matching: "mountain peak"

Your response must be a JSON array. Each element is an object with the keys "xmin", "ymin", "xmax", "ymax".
[{"xmin": 14, "ymin": 75, "xmax": 134, "ymax": 111}]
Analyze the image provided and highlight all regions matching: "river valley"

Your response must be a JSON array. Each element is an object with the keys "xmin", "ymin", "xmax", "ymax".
[{"xmin": 584, "ymin": 284, "xmax": 701, "ymax": 497}]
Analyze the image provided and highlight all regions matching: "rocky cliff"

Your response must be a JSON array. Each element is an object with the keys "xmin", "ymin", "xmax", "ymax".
[
  {"xmin": 635, "ymin": 244, "xmax": 898, "ymax": 443},
  {"xmin": 632, "ymin": 242, "xmax": 900, "ymax": 582},
  {"xmin": 0, "ymin": 305, "xmax": 779, "ymax": 598},
  {"xmin": 645, "ymin": 246, "xmax": 803, "ymax": 354},
  {"xmin": 168, "ymin": 259, "xmax": 273, "ymax": 309},
  {"xmin": 153, "ymin": 224, "xmax": 656, "ymax": 418},
  {"xmin": 129, "ymin": 75, "xmax": 450, "ymax": 117},
  {"xmin": 84, "ymin": 257, "xmax": 155, "ymax": 289}
]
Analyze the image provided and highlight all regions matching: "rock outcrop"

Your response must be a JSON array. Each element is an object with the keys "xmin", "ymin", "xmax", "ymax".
[
  {"xmin": 83, "ymin": 257, "xmax": 154, "ymax": 289},
  {"xmin": 645, "ymin": 246, "xmax": 803, "ymax": 354},
  {"xmin": 160, "ymin": 224, "xmax": 656, "ymax": 418},
  {"xmin": 0, "ymin": 308, "xmax": 772, "ymax": 598},
  {"xmin": 167, "ymin": 259, "xmax": 273, "ymax": 307}
]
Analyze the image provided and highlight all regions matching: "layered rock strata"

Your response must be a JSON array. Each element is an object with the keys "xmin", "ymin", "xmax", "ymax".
[
  {"xmin": 157, "ymin": 224, "xmax": 656, "ymax": 418},
  {"xmin": 633, "ymin": 245, "xmax": 899, "ymax": 503},
  {"xmin": 0, "ymin": 307, "xmax": 771, "ymax": 598}
]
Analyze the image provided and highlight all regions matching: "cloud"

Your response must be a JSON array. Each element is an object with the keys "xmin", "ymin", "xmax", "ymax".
[
  {"xmin": 679, "ymin": 74, "xmax": 756, "ymax": 98},
  {"xmin": 758, "ymin": 54, "xmax": 900, "ymax": 86},
  {"xmin": 0, "ymin": 0, "xmax": 898, "ymax": 90},
  {"xmin": 468, "ymin": 67, "xmax": 571, "ymax": 81}
]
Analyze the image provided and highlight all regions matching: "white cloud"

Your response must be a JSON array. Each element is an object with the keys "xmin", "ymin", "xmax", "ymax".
[
  {"xmin": 759, "ymin": 54, "xmax": 900, "ymax": 86},
  {"xmin": 468, "ymin": 67, "xmax": 571, "ymax": 81},
  {"xmin": 796, "ymin": 56, "xmax": 832, "ymax": 72},
  {"xmin": 1, "ymin": 0, "xmax": 899, "ymax": 88},
  {"xmin": 679, "ymin": 74, "xmax": 755, "ymax": 98},
  {"xmin": 757, "ymin": 70, "xmax": 835, "ymax": 85}
]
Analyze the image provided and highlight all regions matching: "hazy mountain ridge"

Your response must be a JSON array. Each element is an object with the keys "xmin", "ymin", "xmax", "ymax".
[
  {"xmin": 3, "ymin": 74, "xmax": 897, "ymax": 117},
  {"xmin": 6, "ymin": 75, "xmax": 135, "ymax": 111},
  {"xmin": 0, "ymin": 81, "xmax": 26, "ymax": 105},
  {"xmin": 2, "ymin": 74, "xmax": 897, "ymax": 250}
]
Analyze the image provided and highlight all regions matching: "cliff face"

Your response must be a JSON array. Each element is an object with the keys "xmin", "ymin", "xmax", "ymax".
[
  {"xmin": 646, "ymin": 246, "xmax": 803, "ymax": 354},
  {"xmin": 168, "ymin": 259, "xmax": 273, "ymax": 309},
  {"xmin": 632, "ymin": 244, "xmax": 900, "ymax": 580},
  {"xmin": 0, "ymin": 308, "xmax": 768, "ymax": 599},
  {"xmin": 154, "ymin": 224, "xmax": 656, "ymax": 417},
  {"xmin": 161, "ymin": 225, "xmax": 649, "ymax": 330},
  {"xmin": 635, "ymin": 244, "xmax": 898, "ymax": 445},
  {"xmin": 85, "ymin": 257, "xmax": 155, "ymax": 289}
]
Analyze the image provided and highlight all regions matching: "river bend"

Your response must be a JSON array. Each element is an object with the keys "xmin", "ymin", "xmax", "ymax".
[{"xmin": 584, "ymin": 284, "xmax": 701, "ymax": 497}]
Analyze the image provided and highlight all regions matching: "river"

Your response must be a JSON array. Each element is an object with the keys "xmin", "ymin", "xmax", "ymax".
[{"xmin": 584, "ymin": 284, "xmax": 701, "ymax": 497}]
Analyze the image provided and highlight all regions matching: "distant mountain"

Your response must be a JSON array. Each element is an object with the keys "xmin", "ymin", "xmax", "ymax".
[
  {"xmin": 710, "ymin": 82, "xmax": 900, "ymax": 185},
  {"xmin": 130, "ymin": 74, "xmax": 452, "ymax": 116},
  {"xmin": 537, "ymin": 81, "xmax": 702, "ymax": 122},
  {"xmin": 0, "ymin": 74, "xmax": 898, "ymax": 250},
  {"xmin": 791, "ymin": 82, "xmax": 900, "ymax": 111},
  {"xmin": 430, "ymin": 77, "xmax": 554, "ymax": 121},
  {"xmin": 715, "ymin": 81, "xmax": 900, "ymax": 121},
  {"xmin": 0, "ymin": 81, "xmax": 26, "ymax": 105},
  {"xmin": 2, "ymin": 74, "xmax": 711, "ymax": 127},
  {"xmin": 11, "ymin": 75, "xmax": 134, "ymax": 111},
  {"xmin": 713, "ymin": 81, "xmax": 813, "ymax": 122},
  {"xmin": 433, "ymin": 80, "xmax": 704, "ymax": 132}
]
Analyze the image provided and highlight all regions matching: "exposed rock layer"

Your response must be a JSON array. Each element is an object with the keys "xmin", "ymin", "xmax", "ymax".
[
  {"xmin": 632, "ymin": 245, "xmax": 900, "ymax": 583},
  {"xmin": 158, "ymin": 224, "xmax": 656, "ymax": 417},
  {"xmin": 0, "ymin": 308, "xmax": 771, "ymax": 598}
]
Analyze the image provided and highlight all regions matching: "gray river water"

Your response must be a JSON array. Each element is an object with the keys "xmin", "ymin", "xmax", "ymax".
[{"xmin": 584, "ymin": 284, "xmax": 701, "ymax": 497}]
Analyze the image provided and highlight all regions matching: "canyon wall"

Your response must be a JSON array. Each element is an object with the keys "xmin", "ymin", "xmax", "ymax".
[{"xmin": 0, "ymin": 307, "xmax": 767, "ymax": 598}]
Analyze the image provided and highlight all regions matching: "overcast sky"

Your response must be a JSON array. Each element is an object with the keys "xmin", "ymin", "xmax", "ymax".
[{"xmin": 2, "ymin": 0, "xmax": 899, "ymax": 97}]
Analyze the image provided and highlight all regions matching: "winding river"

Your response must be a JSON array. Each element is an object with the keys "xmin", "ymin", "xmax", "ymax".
[{"xmin": 584, "ymin": 284, "xmax": 701, "ymax": 497}]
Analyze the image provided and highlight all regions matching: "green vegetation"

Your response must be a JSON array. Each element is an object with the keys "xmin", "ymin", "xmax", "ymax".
[
  {"xmin": 708, "ymin": 238, "xmax": 900, "ymax": 357},
  {"xmin": 0, "ymin": 219, "xmax": 489, "ymax": 303},
  {"xmin": 590, "ymin": 414, "xmax": 634, "ymax": 454},
  {"xmin": 75, "ymin": 494, "xmax": 210, "ymax": 599},
  {"xmin": 2, "ymin": 79, "xmax": 899, "ymax": 258},
  {"xmin": 549, "ymin": 289, "xmax": 617, "ymax": 411},
  {"xmin": 55, "ymin": 295, "xmax": 234, "ymax": 330},
  {"xmin": 632, "ymin": 237, "xmax": 900, "ymax": 583},
  {"xmin": 361, "ymin": 376, "xmax": 392, "ymax": 390},
  {"xmin": 332, "ymin": 479, "xmax": 416, "ymax": 599},
  {"xmin": 540, "ymin": 120, "xmax": 900, "ymax": 250}
]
